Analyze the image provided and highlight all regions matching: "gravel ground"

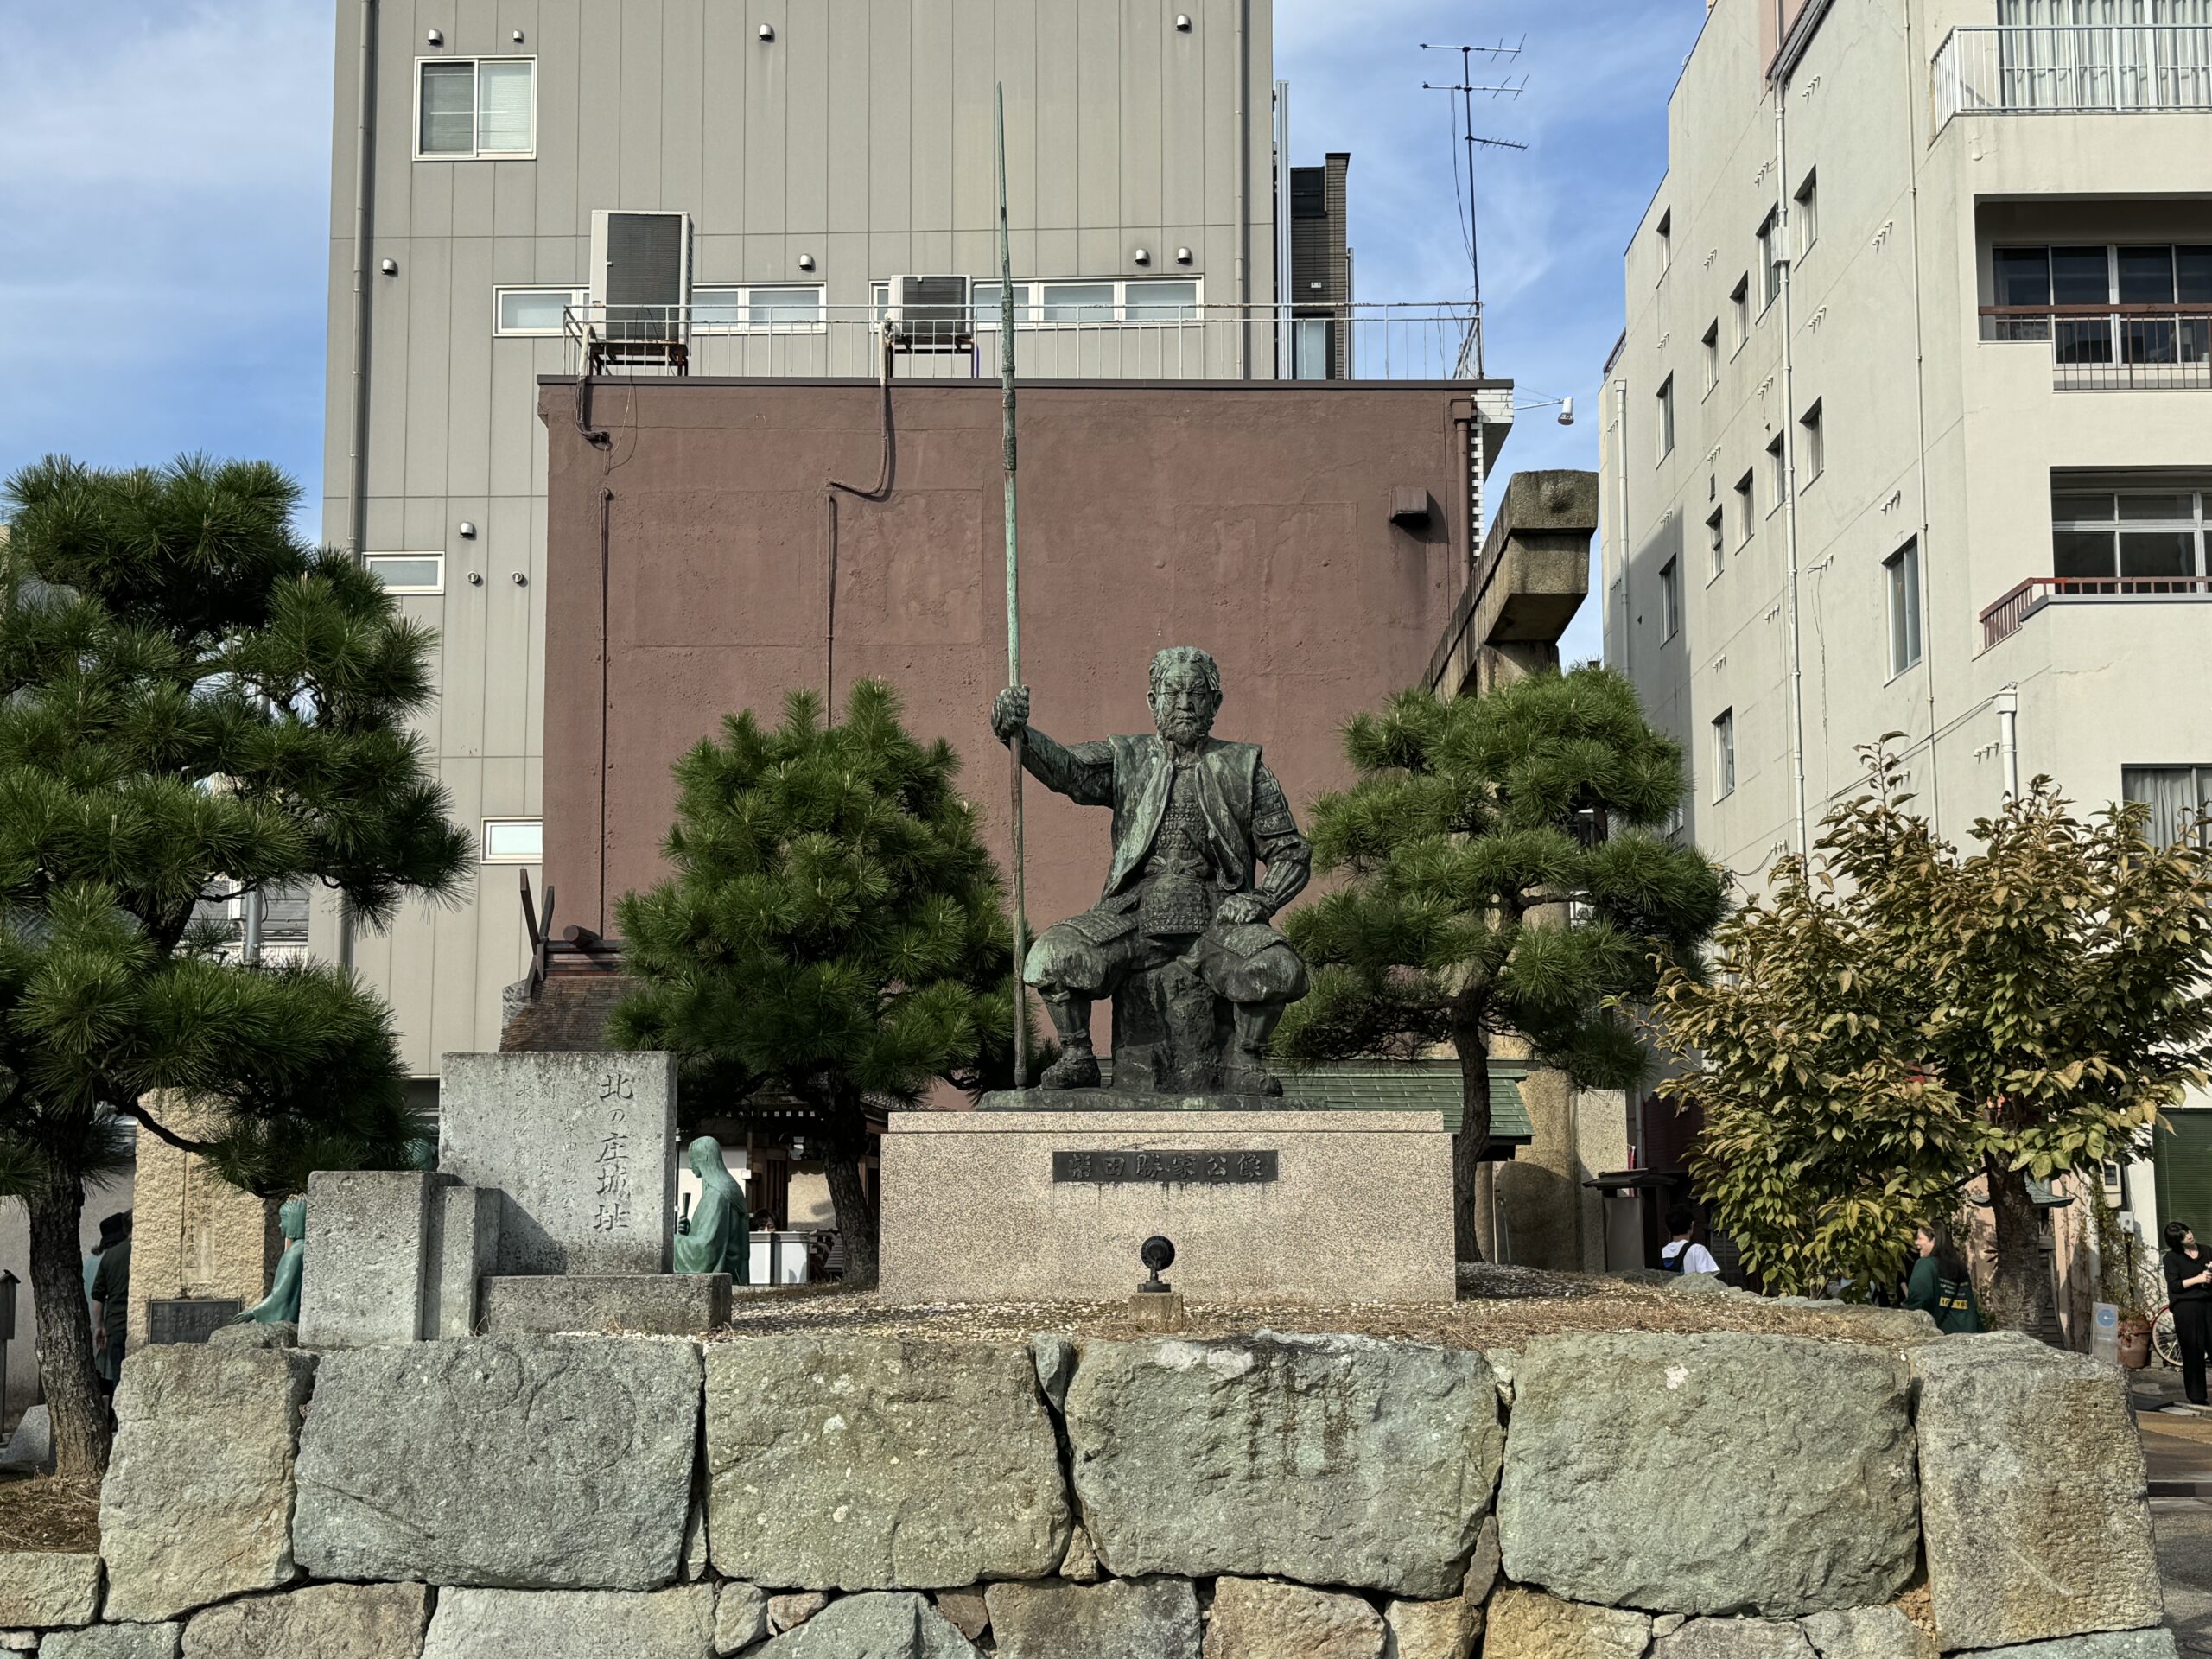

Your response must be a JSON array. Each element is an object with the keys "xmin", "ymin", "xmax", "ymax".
[{"xmin": 707, "ymin": 1266, "xmax": 1926, "ymax": 1351}]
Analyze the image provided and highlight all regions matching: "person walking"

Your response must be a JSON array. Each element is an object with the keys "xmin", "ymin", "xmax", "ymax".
[
  {"xmin": 2163, "ymin": 1220, "xmax": 2212, "ymax": 1414},
  {"xmin": 1659, "ymin": 1205, "xmax": 1720, "ymax": 1275},
  {"xmin": 87, "ymin": 1211, "xmax": 132, "ymax": 1398},
  {"xmin": 1904, "ymin": 1220, "xmax": 1984, "ymax": 1335}
]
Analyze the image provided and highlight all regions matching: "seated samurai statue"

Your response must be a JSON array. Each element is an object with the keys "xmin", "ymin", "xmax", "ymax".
[{"xmin": 990, "ymin": 645, "xmax": 1311, "ymax": 1097}]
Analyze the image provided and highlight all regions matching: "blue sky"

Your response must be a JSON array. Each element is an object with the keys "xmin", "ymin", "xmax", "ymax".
[{"xmin": 0, "ymin": 0, "xmax": 1703, "ymax": 664}]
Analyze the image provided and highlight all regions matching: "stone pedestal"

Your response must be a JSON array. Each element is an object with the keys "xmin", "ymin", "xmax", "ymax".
[
  {"xmin": 125, "ymin": 1096, "xmax": 283, "ymax": 1349},
  {"xmin": 440, "ymin": 1052, "xmax": 678, "ymax": 1274},
  {"xmin": 299, "ymin": 1170, "xmax": 440, "ymax": 1348},
  {"xmin": 880, "ymin": 1108, "xmax": 1453, "ymax": 1305},
  {"xmin": 479, "ymin": 1274, "xmax": 732, "ymax": 1336}
]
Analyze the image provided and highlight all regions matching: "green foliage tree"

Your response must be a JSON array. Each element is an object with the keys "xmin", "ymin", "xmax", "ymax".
[
  {"xmin": 1280, "ymin": 666, "xmax": 1724, "ymax": 1261},
  {"xmin": 1646, "ymin": 748, "xmax": 2212, "ymax": 1328},
  {"xmin": 610, "ymin": 680, "xmax": 1026, "ymax": 1283},
  {"xmin": 0, "ymin": 455, "xmax": 472, "ymax": 1476}
]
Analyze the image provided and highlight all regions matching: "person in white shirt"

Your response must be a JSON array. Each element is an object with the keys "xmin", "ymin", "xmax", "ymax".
[{"xmin": 1660, "ymin": 1205, "xmax": 1720, "ymax": 1275}]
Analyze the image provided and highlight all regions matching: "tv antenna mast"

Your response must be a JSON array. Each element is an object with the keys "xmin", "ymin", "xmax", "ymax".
[{"xmin": 1422, "ymin": 39, "xmax": 1528, "ymax": 378}]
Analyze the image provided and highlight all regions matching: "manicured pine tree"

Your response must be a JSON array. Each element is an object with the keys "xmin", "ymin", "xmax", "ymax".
[
  {"xmin": 0, "ymin": 455, "xmax": 472, "ymax": 1476},
  {"xmin": 611, "ymin": 680, "xmax": 1026, "ymax": 1283},
  {"xmin": 1279, "ymin": 666, "xmax": 1725, "ymax": 1262}
]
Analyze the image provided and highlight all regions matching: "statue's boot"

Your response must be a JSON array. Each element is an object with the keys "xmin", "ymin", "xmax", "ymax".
[
  {"xmin": 1224, "ymin": 1003, "xmax": 1285, "ymax": 1097},
  {"xmin": 1039, "ymin": 995, "xmax": 1103, "ymax": 1090}
]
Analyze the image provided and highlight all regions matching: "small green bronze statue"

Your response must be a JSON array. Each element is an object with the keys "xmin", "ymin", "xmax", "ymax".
[
  {"xmin": 237, "ymin": 1196, "xmax": 306, "ymax": 1325},
  {"xmin": 673, "ymin": 1136, "xmax": 749, "ymax": 1283}
]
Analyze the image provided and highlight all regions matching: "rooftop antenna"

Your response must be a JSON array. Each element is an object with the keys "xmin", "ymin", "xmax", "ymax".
[{"xmin": 1421, "ymin": 39, "xmax": 1529, "ymax": 378}]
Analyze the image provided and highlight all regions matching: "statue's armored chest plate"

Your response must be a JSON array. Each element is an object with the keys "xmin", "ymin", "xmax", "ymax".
[{"xmin": 1136, "ymin": 768, "xmax": 1219, "ymax": 937}]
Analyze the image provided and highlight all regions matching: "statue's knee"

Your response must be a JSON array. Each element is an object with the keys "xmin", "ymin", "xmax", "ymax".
[
  {"xmin": 1026, "ymin": 928, "xmax": 1106, "ymax": 995},
  {"xmin": 1219, "ymin": 943, "xmax": 1307, "ymax": 1006}
]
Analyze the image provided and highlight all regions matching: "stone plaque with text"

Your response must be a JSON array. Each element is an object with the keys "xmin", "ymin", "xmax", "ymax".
[
  {"xmin": 1053, "ymin": 1150, "xmax": 1278, "ymax": 1185},
  {"xmin": 148, "ymin": 1298, "xmax": 243, "ymax": 1345}
]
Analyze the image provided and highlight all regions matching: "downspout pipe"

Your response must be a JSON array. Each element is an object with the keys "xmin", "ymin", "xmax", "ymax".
[
  {"xmin": 1774, "ymin": 68, "xmax": 1811, "ymax": 859},
  {"xmin": 1995, "ymin": 683, "xmax": 2020, "ymax": 803},
  {"xmin": 1614, "ymin": 379, "xmax": 1630, "ymax": 681},
  {"xmin": 1234, "ymin": 0, "xmax": 1249, "ymax": 378},
  {"xmin": 339, "ymin": 0, "xmax": 378, "ymax": 977}
]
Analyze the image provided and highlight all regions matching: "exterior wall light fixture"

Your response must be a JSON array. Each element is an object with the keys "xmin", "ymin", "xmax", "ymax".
[
  {"xmin": 458, "ymin": 521, "xmax": 477, "ymax": 539},
  {"xmin": 758, "ymin": 22, "xmax": 774, "ymax": 41},
  {"xmin": 426, "ymin": 28, "xmax": 442, "ymax": 45}
]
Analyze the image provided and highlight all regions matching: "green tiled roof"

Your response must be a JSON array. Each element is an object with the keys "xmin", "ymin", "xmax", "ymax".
[{"xmin": 1276, "ymin": 1059, "xmax": 1532, "ymax": 1142}]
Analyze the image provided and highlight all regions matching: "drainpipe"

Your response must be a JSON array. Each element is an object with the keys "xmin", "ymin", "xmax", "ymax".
[
  {"xmin": 1995, "ymin": 683, "xmax": 2020, "ymax": 803},
  {"xmin": 337, "ymin": 0, "xmax": 378, "ymax": 978},
  {"xmin": 1234, "ymin": 0, "xmax": 1249, "ymax": 378},
  {"xmin": 1614, "ymin": 379, "xmax": 1631, "ymax": 680},
  {"xmin": 1775, "ymin": 71, "xmax": 1811, "ymax": 858}
]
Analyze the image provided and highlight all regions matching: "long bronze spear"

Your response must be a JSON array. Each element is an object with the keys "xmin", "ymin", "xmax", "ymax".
[{"xmin": 997, "ymin": 84, "xmax": 1028, "ymax": 1088}]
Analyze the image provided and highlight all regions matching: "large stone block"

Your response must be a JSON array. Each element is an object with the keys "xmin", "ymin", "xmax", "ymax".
[
  {"xmin": 480, "ymin": 1273, "xmax": 730, "ymax": 1336},
  {"xmin": 425, "ymin": 1184, "xmax": 502, "ymax": 1339},
  {"xmin": 1968, "ymin": 1637, "xmax": 2178, "ymax": 1659},
  {"xmin": 180, "ymin": 1582, "xmax": 430, "ymax": 1658},
  {"xmin": 440, "ymin": 1051, "xmax": 677, "ymax": 1274},
  {"xmin": 1485, "ymin": 1589, "xmax": 1652, "ymax": 1659},
  {"xmin": 294, "ymin": 1334, "xmax": 700, "ymax": 1590},
  {"xmin": 419, "ymin": 1586, "xmax": 715, "ymax": 1659},
  {"xmin": 986, "ymin": 1577, "xmax": 1203, "ymax": 1659},
  {"xmin": 1065, "ymin": 1335, "xmax": 1501, "ymax": 1599},
  {"xmin": 1383, "ymin": 1597, "xmax": 1483, "ymax": 1659},
  {"xmin": 749, "ymin": 1593, "xmax": 982, "ymax": 1658},
  {"xmin": 297, "ymin": 1170, "xmax": 436, "ymax": 1348},
  {"xmin": 881, "ymin": 1109, "xmax": 1455, "ymax": 1304},
  {"xmin": 1911, "ymin": 1334, "xmax": 2162, "ymax": 1649},
  {"xmin": 0, "ymin": 1553, "xmax": 100, "ymax": 1628},
  {"xmin": 705, "ymin": 1336, "xmax": 1069, "ymax": 1591},
  {"xmin": 1799, "ymin": 1605, "xmax": 1933, "ymax": 1659},
  {"xmin": 1202, "ymin": 1578, "xmax": 1386, "ymax": 1659},
  {"xmin": 41, "ymin": 1629, "xmax": 182, "ymax": 1659},
  {"xmin": 1652, "ymin": 1620, "xmax": 1817, "ymax": 1659},
  {"xmin": 1497, "ymin": 1333, "xmax": 1918, "ymax": 1616},
  {"xmin": 100, "ymin": 1346, "xmax": 315, "ymax": 1622}
]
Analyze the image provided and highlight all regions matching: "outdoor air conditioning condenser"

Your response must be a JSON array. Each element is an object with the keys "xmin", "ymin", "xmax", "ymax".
[{"xmin": 886, "ymin": 275, "xmax": 972, "ymax": 353}]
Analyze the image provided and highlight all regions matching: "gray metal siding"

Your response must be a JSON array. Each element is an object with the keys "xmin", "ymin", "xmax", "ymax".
[{"xmin": 326, "ymin": 0, "xmax": 1279, "ymax": 1072}]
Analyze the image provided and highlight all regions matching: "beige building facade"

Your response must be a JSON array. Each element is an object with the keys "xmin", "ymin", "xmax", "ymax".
[{"xmin": 1601, "ymin": 0, "xmax": 2212, "ymax": 1287}]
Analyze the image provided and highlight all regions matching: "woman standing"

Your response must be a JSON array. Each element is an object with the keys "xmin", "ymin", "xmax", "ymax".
[
  {"xmin": 2163, "ymin": 1221, "xmax": 2212, "ymax": 1414},
  {"xmin": 1904, "ymin": 1220, "xmax": 1984, "ymax": 1335}
]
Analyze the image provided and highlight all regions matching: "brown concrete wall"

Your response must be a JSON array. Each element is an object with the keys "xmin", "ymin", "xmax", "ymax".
[{"xmin": 537, "ymin": 380, "xmax": 1472, "ymax": 942}]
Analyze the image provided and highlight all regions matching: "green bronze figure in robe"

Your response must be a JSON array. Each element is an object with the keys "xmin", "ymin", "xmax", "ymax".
[
  {"xmin": 237, "ymin": 1196, "xmax": 306, "ymax": 1325},
  {"xmin": 674, "ymin": 1135, "xmax": 749, "ymax": 1282}
]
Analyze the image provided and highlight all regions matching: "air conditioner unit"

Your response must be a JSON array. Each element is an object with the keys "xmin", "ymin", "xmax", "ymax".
[{"xmin": 887, "ymin": 275, "xmax": 972, "ymax": 353}]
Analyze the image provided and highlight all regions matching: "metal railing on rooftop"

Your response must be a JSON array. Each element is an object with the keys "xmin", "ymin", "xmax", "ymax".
[
  {"xmin": 1935, "ymin": 25, "xmax": 2212, "ymax": 126},
  {"xmin": 1980, "ymin": 572, "xmax": 2212, "ymax": 648},
  {"xmin": 1980, "ymin": 305, "xmax": 2212, "ymax": 389},
  {"xmin": 559, "ymin": 301, "xmax": 1487, "ymax": 384}
]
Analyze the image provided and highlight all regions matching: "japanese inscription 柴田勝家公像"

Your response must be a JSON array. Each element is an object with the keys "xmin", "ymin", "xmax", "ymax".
[
  {"xmin": 1052, "ymin": 1150, "xmax": 1278, "ymax": 1185},
  {"xmin": 594, "ymin": 1067, "xmax": 634, "ymax": 1233}
]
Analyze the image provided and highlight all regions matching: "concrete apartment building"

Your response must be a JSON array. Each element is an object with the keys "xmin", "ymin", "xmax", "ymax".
[
  {"xmin": 1600, "ymin": 0, "xmax": 2212, "ymax": 1308},
  {"xmin": 312, "ymin": 0, "xmax": 1401, "ymax": 1083}
]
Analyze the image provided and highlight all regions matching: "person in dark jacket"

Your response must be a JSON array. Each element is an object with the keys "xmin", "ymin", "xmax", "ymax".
[
  {"xmin": 2163, "ymin": 1220, "xmax": 2212, "ymax": 1413},
  {"xmin": 1904, "ymin": 1220, "xmax": 1984, "ymax": 1335}
]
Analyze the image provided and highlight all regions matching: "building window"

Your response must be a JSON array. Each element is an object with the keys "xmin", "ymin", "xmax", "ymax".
[
  {"xmin": 1702, "ymin": 321, "xmax": 1720, "ymax": 393},
  {"xmin": 1759, "ymin": 210, "xmax": 1783, "ymax": 311},
  {"xmin": 495, "ymin": 288, "xmax": 583, "ymax": 335},
  {"xmin": 692, "ymin": 284, "xmax": 827, "ymax": 331},
  {"xmin": 1989, "ymin": 244, "xmax": 2212, "ymax": 360},
  {"xmin": 1885, "ymin": 539, "xmax": 1923, "ymax": 675},
  {"xmin": 1656, "ymin": 209, "xmax": 1673, "ymax": 279},
  {"xmin": 364, "ymin": 554, "xmax": 444, "ymax": 594},
  {"xmin": 1291, "ymin": 318, "xmax": 1330, "ymax": 379},
  {"xmin": 2122, "ymin": 766, "xmax": 2212, "ymax": 849},
  {"xmin": 2052, "ymin": 485, "xmax": 2208, "ymax": 580},
  {"xmin": 1656, "ymin": 377, "xmax": 1675, "ymax": 461},
  {"xmin": 1795, "ymin": 171, "xmax": 1818, "ymax": 258},
  {"xmin": 1735, "ymin": 470, "xmax": 1756, "ymax": 546},
  {"xmin": 1661, "ymin": 556, "xmax": 1682, "ymax": 642},
  {"xmin": 1707, "ymin": 508, "xmax": 1726, "ymax": 579},
  {"xmin": 481, "ymin": 819, "xmax": 544, "ymax": 863},
  {"xmin": 1731, "ymin": 275, "xmax": 1751, "ymax": 353},
  {"xmin": 1799, "ymin": 401, "xmax": 1824, "ymax": 485},
  {"xmin": 931, "ymin": 278, "xmax": 1204, "ymax": 327},
  {"xmin": 417, "ymin": 58, "xmax": 536, "ymax": 160},
  {"xmin": 1766, "ymin": 433, "xmax": 1786, "ymax": 512},
  {"xmin": 1713, "ymin": 709, "xmax": 1737, "ymax": 800}
]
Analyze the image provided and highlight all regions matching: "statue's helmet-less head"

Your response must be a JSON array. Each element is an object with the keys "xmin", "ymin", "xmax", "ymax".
[{"xmin": 1148, "ymin": 645, "xmax": 1222, "ymax": 747}]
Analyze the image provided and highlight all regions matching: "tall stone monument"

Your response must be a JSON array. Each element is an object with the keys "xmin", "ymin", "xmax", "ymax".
[{"xmin": 879, "ymin": 648, "xmax": 1453, "ymax": 1305}]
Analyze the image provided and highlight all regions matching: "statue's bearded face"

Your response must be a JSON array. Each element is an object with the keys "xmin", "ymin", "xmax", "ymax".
[{"xmin": 1149, "ymin": 666, "xmax": 1220, "ymax": 747}]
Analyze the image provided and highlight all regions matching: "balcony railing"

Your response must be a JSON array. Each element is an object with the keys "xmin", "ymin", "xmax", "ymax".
[
  {"xmin": 559, "ymin": 301, "xmax": 1487, "ymax": 383},
  {"xmin": 1934, "ymin": 25, "xmax": 2212, "ymax": 126},
  {"xmin": 1980, "ymin": 305, "xmax": 2212, "ymax": 389},
  {"xmin": 1980, "ymin": 573, "xmax": 2212, "ymax": 648}
]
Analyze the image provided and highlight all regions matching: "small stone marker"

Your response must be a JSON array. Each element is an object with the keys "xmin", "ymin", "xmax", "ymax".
[
  {"xmin": 298, "ymin": 1171, "xmax": 437, "ymax": 1349},
  {"xmin": 441, "ymin": 1052, "xmax": 677, "ymax": 1274}
]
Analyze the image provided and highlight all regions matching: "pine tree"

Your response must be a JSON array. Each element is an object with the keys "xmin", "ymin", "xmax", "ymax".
[
  {"xmin": 1279, "ymin": 666, "xmax": 1724, "ymax": 1261},
  {"xmin": 1648, "ymin": 748, "xmax": 2212, "ymax": 1325},
  {"xmin": 0, "ymin": 455, "xmax": 472, "ymax": 1476},
  {"xmin": 611, "ymin": 680, "xmax": 1025, "ymax": 1283}
]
